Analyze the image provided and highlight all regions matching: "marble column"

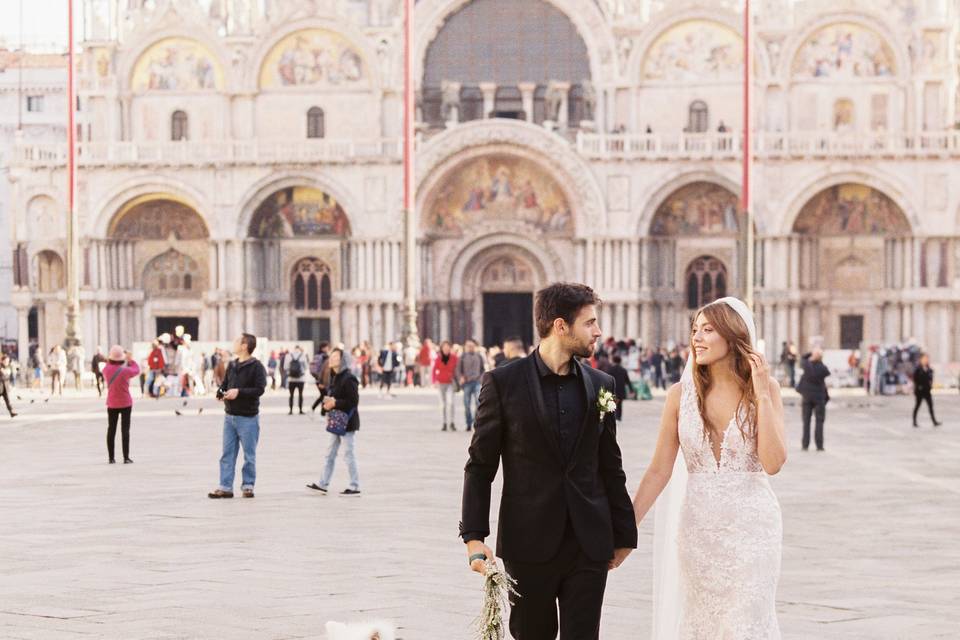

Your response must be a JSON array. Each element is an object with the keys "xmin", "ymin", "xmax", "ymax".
[
  {"xmin": 627, "ymin": 303, "xmax": 639, "ymax": 339},
  {"xmin": 518, "ymin": 82, "xmax": 536, "ymax": 123},
  {"xmin": 479, "ymin": 82, "xmax": 497, "ymax": 119},
  {"xmin": 17, "ymin": 307, "xmax": 29, "ymax": 367}
]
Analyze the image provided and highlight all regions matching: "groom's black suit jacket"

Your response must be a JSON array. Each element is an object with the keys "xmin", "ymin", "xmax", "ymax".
[{"xmin": 460, "ymin": 352, "xmax": 637, "ymax": 563}]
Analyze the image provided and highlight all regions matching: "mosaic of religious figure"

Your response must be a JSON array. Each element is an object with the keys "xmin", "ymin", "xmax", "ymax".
[
  {"xmin": 650, "ymin": 182, "xmax": 741, "ymax": 236},
  {"xmin": 425, "ymin": 155, "xmax": 573, "ymax": 236},
  {"xmin": 109, "ymin": 199, "xmax": 209, "ymax": 240},
  {"xmin": 643, "ymin": 21, "xmax": 743, "ymax": 82},
  {"xmin": 259, "ymin": 29, "xmax": 366, "ymax": 89},
  {"xmin": 793, "ymin": 184, "xmax": 910, "ymax": 235},
  {"xmin": 249, "ymin": 187, "xmax": 350, "ymax": 238},
  {"xmin": 131, "ymin": 38, "xmax": 222, "ymax": 92},
  {"xmin": 791, "ymin": 23, "xmax": 896, "ymax": 79}
]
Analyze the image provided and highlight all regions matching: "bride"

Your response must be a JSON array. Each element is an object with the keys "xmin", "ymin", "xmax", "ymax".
[{"xmin": 632, "ymin": 297, "xmax": 788, "ymax": 639}]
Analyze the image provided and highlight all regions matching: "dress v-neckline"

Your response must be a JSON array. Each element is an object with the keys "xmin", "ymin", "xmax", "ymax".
[{"xmin": 709, "ymin": 413, "xmax": 738, "ymax": 469}]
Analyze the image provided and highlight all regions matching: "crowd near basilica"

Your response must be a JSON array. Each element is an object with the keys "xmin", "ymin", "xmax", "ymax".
[{"xmin": 3, "ymin": 0, "xmax": 960, "ymax": 370}]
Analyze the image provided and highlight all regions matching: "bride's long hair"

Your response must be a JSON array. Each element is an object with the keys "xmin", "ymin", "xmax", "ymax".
[{"xmin": 691, "ymin": 301, "xmax": 758, "ymax": 442}]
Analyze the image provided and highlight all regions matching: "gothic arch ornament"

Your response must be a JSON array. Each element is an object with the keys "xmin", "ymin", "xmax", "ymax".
[
  {"xmin": 780, "ymin": 169, "xmax": 919, "ymax": 236},
  {"xmin": 417, "ymin": 119, "xmax": 607, "ymax": 237},
  {"xmin": 627, "ymin": 7, "xmax": 772, "ymax": 83},
  {"xmin": 236, "ymin": 172, "xmax": 360, "ymax": 239},
  {"xmin": 414, "ymin": 0, "xmax": 617, "ymax": 86},
  {"xmin": 444, "ymin": 231, "xmax": 565, "ymax": 300},
  {"xmin": 634, "ymin": 169, "xmax": 742, "ymax": 237},
  {"xmin": 779, "ymin": 12, "xmax": 909, "ymax": 82},
  {"xmin": 142, "ymin": 249, "xmax": 203, "ymax": 298},
  {"xmin": 246, "ymin": 17, "xmax": 382, "ymax": 93}
]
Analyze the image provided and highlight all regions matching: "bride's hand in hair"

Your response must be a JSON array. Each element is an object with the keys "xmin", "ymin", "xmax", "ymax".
[{"xmin": 746, "ymin": 352, "xmax": 771, "ymax": 398}]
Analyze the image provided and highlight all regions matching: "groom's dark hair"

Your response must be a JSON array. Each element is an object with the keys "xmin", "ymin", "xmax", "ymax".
[{"xmin": 535, "ymin": 282, "xmax": 601, "ymax": 338}]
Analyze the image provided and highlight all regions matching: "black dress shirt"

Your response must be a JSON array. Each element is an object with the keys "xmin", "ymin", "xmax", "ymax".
[{"xmin": 533, "ymin": 349, "xmax": 586, "ymax": 462}]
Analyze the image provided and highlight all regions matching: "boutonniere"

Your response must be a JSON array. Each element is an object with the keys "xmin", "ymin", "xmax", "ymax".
[{"xmin": 597, "ymin": 387, "xmax": 617, "ymax": 420}]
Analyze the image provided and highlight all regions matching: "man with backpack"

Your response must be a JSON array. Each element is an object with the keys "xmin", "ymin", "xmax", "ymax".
[{"xmin": 285, "ymin": 345, "xmax": 310, "ymax": 415}]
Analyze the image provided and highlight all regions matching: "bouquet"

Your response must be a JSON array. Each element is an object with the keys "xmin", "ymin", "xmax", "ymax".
[{"xmin": 472, "ymin": 560, "xmax": 520, "ymax": 640}]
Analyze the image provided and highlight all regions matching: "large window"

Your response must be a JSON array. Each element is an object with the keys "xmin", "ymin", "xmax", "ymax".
[
  {"xmin": 292, "ymin": 259, "xmax": 333, "ymax": 311},
  {"xmin": 171, "ymin": 110, "xmax": 189, "ymax": 141},
  {"xmin": 685, "ymin": 256, "xmax": 727, "ymax": 310},
  {"xmin": 307, "ymin": 107, "xmax": 325, "ymax": 138}
]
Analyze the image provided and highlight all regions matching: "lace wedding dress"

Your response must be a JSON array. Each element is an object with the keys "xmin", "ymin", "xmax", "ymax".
[{"xmin": 675, "ymin": 375, "xmax": 782, "ymax": 639}]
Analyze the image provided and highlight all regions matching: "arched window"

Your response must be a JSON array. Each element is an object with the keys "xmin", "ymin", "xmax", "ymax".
[
  {"xmin": 320, "ymin": 273, "xmax": 332, "ymax": 310},
  {"xmin": 171, "ymin": 110, "xmax": 189, "ymax": 141},
  {"xmin": 143, "ymin": 250, "xmax": 201, "ymax": 297},
  {"xmin": 688, "ymin": 101, "xmax": 708, "ymax": 133},
  {"xmin": 685, "ymin": 256, "xmax": 727, "ymax": 309},
  {"xmin": 307, "ymin": 106, "xmax": 325, "ymax": 138},
  {"xmin": 292, "ymin": 258, "xmax": 333, "ymax": 311},
  {"xmin": 35, "ymin": 251, "xmax": 65, "ymax": 293}
]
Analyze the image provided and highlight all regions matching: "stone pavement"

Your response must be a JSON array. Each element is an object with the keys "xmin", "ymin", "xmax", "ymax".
[{"xmin": 0, "ymin": 383, "xmax": 957, "ymax": 639}]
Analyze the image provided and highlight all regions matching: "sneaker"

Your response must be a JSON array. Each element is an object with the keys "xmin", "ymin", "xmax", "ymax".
[
  {"xmin": 242, "ymin": 489, "xmax": 255, "ymax": 498},
  {"xmin": 123, "ymin": 458, "xmax": 134, "ymax": 464},
  {"xmin": 340, "ymin": 488, "xmax": 362, "ymax": 497},
  {"xmin": 306, "ymin": 483, "xmax": 328, "ymax": 495},
  {"xmin": 208, "ymin": 489, "xmax": 234, "ymax": 499}
]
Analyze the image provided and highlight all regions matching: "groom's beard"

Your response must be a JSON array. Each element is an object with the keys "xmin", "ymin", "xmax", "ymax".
[{"xmin": 570, "ymin": 339, "xmax": 595, "ymax": 359}]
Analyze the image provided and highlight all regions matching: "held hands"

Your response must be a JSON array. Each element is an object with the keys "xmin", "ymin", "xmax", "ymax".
[
  {"xmin": 608, "ymin": 547, "xmax": 633, "ymax": 571},
  {"xmin": 466, "ymin": 540, "xmax": 496, "ymax": 574}
]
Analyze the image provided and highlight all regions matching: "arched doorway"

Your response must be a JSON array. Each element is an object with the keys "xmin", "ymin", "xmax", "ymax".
[
  {"xmin": 30, "ymin": 250, "xmax": 66, "ymax": 349},
  {"xmin": 107, "ymin": 196, "xmax": 210, "ymax": 344},
  {"xmin": 792, "ymin": 183, "xmax": 912, "ymax": 350},
  {"xmin": 246, "ymin": 186, "xmax": 349, "ymax": 342}
]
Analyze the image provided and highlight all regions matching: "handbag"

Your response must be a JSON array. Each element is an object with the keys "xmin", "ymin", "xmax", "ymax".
[{"xmin": 326, "ymin": 407, "xmax": 356, "ymax": 436}]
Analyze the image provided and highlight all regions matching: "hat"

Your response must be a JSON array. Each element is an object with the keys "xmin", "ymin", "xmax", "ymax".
[{"xmin": 108, "ymin": 345, "xmax": 125, "ymax": 361}]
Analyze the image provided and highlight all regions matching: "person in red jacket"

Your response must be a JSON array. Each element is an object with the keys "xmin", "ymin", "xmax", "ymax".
[
  {"xmin": 432, "ymin": 341, "xmax": 458, "ymax": 431},
  {"xmin": 146, "ymin": 339, "xmax": 165, "ymax": 398},
  {"xmin": 102, "ymin": 345, "xmax": 141, "ymax": 464}
]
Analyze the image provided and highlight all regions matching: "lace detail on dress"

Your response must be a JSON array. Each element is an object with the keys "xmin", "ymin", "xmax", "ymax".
[
  {"xmin": 675, "ymin": 377, "xmax": 783, "ymax": 639},
  {"xmin": 677, "ymin": 376, "xmax": 765, "ymax": 474}
]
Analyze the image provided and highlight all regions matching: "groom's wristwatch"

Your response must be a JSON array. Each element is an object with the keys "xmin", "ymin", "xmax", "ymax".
[{"xmin": 468, "ymin": 553, "xmax": 487, "ymax": 566}]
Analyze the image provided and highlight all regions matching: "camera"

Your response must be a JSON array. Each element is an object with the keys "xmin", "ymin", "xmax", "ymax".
[{"xmin": 216, "ymin": 387, "xmax": 225, "ymax": 400}]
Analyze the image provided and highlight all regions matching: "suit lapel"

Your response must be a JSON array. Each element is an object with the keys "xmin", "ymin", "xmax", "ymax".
[
  {"xmin": 569, "ymin": 359, "xmax": 597, "ymax": 465},
  {"xmin": 523, "ymin": 354, "xmax": 563, "ymax": 464}
]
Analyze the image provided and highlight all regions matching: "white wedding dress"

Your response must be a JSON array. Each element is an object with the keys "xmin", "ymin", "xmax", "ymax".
[{"xmin": 673, "ymin": 375, "xmax": 783, "ymax": 639}]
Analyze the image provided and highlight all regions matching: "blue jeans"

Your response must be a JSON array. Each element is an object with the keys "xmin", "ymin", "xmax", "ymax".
[
  {"xmin": 219, "ymin": 414, "xmax": 260, "ymax": 491},
  {"xmin": 462, "ymin": 380, "xmax": 481, "ymax": 429},
  {"xmin": 319, "ymin": 431, "xmax": 359, "ymax": 491}
]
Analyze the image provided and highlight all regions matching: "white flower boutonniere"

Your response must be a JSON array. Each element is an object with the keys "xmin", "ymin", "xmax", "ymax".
[{"xmin": 597, "ymin": 387, "xmax": 617, "ymax": 421}]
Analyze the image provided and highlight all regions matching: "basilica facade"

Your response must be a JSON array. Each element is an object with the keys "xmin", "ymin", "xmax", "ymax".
[{"xmin": 6, "ymin": 0, "xmax": 960, "ymax": 366}]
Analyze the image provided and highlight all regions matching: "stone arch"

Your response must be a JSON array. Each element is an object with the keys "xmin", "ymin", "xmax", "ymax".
[
  {"xmin": 236, "ymin": 173, "xmax": 359, "ymax": 239},
  {"xmin": 780, "ymin": 13, "xmax": 908, "ymax": 82},
  {"xmin": 107, "ymin": 195, "xmax": 210, "ymax": 241},
  {"xmin": 33, "ymin": 250, "xmax": 65, "ymax": 293},
  {"xmin": 635, "ymin": 170, "xmax": 742, "ymax": 237},
  {"xmin": 628, "ymin": 8, "xmax": 771, "ymax": 83},
  {"xmin": 415, "ymin": 0, "xmax": 616, "ymax": 87},
  {"xmin": 780, "ymin": 170, "xmax": 918, "ymax": 236},
  {"xmin": 417, "ymin": 119, "xmax": 607, "ymax": 237},
  {"xmin": 446, "ymin": 232, "xmax": 564, "ymax": 300},
  {"xmin": 92, "ymin": 178, "xmax": 212, "ymax": 238},
  {"xmin": 248, "ymin": 19, "xmax": 380, "ymax": 93},
  {"xmin": 26, "ymin": 195, "xmax": 61, "ymax": 242},
  {"xmin": 791, "ymin": 183, "xmax": 911, "ymax": 236}
]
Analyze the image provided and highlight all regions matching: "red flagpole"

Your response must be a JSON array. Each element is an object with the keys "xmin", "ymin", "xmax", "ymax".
[
  {"xmin": 401, "ymin": 0, "xmax": 419, "ymax": 344},
  {"xmin": 742, "ymin": 0, "xmax": 754, "ymax": 309},
  {"xmin": 65, "ymin": 0, "xmax": 82, "ymax": 346}
]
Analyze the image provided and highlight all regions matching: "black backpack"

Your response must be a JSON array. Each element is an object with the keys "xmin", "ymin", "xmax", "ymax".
[{"xmin": 289, "ymin": 355, "xmax": 304, "ymax": 378}]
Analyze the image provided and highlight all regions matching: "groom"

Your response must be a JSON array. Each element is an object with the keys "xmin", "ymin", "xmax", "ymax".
[{"xmin": 460, "ymin": 282, "xmax": 637, "ymax": 639}]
